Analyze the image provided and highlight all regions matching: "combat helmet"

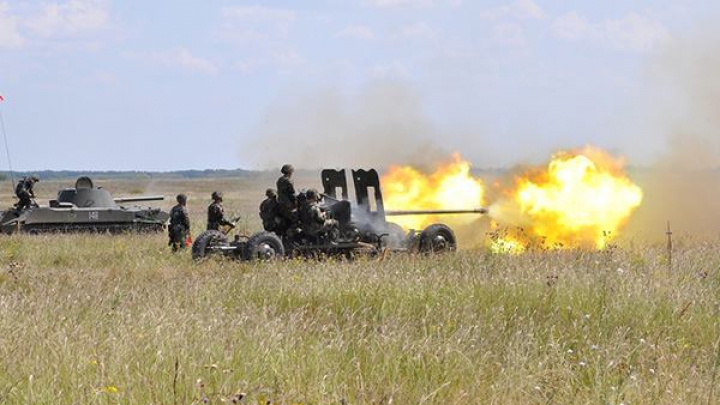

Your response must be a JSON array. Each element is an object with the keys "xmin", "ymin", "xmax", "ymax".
[
  {"xmin": 281, "ymin": 164, "xmax": 294, "ymax": 175},
  {"xmin": 306, "ymin": 188, "xmax": 319, "ymax": 202},
  {"xmin": 176, "ymin": 194, "xmax": 187, "ymax": 204},
  {"xmin": 211, "ymin": 191, "xmax": 223, "ymax": 201}
]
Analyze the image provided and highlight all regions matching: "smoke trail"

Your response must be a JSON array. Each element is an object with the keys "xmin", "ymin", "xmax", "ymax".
[
  {"xmin": 239, "ymin": 81, "xmax": 448, "ymax": 170},
  {"xmin": 627, "ymin": 35, "xmax": 720, "ymax": 238}
]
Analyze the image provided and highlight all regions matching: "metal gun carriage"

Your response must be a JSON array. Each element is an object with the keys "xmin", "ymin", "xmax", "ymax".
[{"xmin": 191, "ymin": 169, "xmax": 487, "ymax": 261}]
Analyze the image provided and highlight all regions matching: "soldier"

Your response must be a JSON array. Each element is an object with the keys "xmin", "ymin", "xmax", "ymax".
[
  {"xmin": 299, "ymin": 189, "xmax": 338, "ymax": 238},
  {"xmin": 168, "ymin": 193, "xmax": 190, "ymax": 252},
  {"xmin": 207, "ymin": 191, "xmax": 234, "ymax": 231},
  {"xmin": 276, "ymin": 164, "xmax": 297, "ymax": 231},
  {"xmin": 259, "ymin": 188, "xmax": 280, "ymax": 232},
  {"xmin": 15, "ymin": 175, "xmax": 39, "ymax": 211}
]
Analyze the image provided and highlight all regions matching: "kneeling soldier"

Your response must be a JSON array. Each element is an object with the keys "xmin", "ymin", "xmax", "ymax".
[
  {"xmin": 15, "ymin": 175, "xmax": 39, "ymax": 211},
  {"xmin": 300, "ymin": 189, "xmax": 338, "ymax": 238}
]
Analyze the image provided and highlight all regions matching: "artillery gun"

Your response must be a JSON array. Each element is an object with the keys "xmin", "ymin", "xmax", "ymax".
[
  {"xmin": 0, "ymin": 176, "xmax": 169, "ymax": 234},
  {"xmin": 191, "ymin": 168, "xmax": 487, "ymax": 261}
]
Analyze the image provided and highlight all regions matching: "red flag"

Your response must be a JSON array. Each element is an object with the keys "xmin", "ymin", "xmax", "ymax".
[{"xmin": 0, "ymin": 95, "xmax": 4, "ymax": 102}]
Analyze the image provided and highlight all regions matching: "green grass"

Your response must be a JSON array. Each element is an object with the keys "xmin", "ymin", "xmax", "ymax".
[{"xmin": 1, "ymin": 232, "xmax": 720, "ymax": 404}]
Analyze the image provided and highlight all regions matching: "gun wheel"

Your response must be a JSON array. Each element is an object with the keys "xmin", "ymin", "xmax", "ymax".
[
  {"xmin": 192, "ymin": 230, "xmax": 229, "ymax": 260},
  {"xmin": 245, "ymin": 231, "xmax": 285, "ymax": 261},
  {"xmin": 418, "ymin": 224, "xmax": 457, "ymax": 254}
]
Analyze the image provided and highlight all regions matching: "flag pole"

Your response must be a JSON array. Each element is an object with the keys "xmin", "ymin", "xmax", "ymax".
[
  {"xmin": 666, "ymin": 221, "xmax": 673, "ymax": 272},
  {"xmin": 0, "ymin": 97, "xmax": 16, "ymax": 190}
]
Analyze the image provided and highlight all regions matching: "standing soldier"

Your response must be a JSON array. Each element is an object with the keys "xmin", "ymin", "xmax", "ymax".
[
  {"xmin": 259, "ymin": 188, "xmax": 280, "ymax": 232},
  {"xmin": 207, "ymin": 191, "xmax": 234, "ymax": 231},
  {"xmin": 276, "ymin": 164, "xmax": 297, "ymax": 231},
  {"xmin": 168, "ymin": 193, "xmax": 190, "ymax": 252},
  {"xmin": 15, "ymin": 175, "xmax": 39, "ymax": 211}
]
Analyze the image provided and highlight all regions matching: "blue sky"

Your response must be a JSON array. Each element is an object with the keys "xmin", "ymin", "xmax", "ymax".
[{"xmin": 0, "ymin": 0, "xmax": 717, "ymax": 170}]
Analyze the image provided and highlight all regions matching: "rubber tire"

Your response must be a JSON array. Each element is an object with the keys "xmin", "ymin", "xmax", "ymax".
[
  {"xmin": 419, "ymin": 223, "xmax": 457, "ymax": 254},
  {"xmin": 244, "ymin": 231, "xmax": 285, "ymax": 261},
  {"xmin": 192, "ymin": 230, "xmax": 229, "ymax": 260},
  {"xmin": 383, "ymin": 222, "xmax": 407, "ymax": 248}
]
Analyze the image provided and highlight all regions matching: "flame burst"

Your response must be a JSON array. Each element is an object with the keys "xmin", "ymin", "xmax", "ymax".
[
  {"xmin": 382, "ymin": 153, "xmax": 486, "ymax": 230},
  {"xmin": 381, "ymin": 147, "xmax": 644, "ymax": 251},
  {"xmin": 492, "ymin": 147, "xmax": 643, "ymax": 250}
]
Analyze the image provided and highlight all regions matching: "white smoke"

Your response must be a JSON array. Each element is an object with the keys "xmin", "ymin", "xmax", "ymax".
[{"xmin": 239, "ymin": 81, "xmax": 448, "ymax": 170}]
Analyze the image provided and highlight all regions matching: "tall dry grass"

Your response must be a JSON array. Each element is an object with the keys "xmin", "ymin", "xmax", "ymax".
[
  {"xmin": 1, "ymin": 230, "xmax": 719, "ymax": 404},
  {"xmin": 1, "ymin": 177, "xmax": 720, "ymax": 404}
]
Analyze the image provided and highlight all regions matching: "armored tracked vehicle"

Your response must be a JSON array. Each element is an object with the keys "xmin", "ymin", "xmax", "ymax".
[
  {"xmin": 0, "ymin": 177, "xmax": 169, "ymax": 234},
  {"xmin": 191, "ymin": 168, "xmax": 487, "ymax": 261}
]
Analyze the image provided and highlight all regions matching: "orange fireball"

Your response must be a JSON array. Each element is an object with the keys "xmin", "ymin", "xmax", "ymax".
[
  {"xmin": 381, "ymin": 147, "xmax": 643, "ymax": 251},
  {"xmin": 381, "ymin": 153, "xmax": 486, "ymax": 230},
  {"xmin": 491, "ymin": 147, "xmax": 643, "ymax": 250}
]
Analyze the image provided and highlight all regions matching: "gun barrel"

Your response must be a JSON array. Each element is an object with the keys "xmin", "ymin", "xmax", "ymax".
[
  {"xmin": 385, "ymin": 208, "xmax": 488, "ymax": 216},
  {"xmin": 114, "ymin": 195, "xmax": 165, "ymax": 203}
]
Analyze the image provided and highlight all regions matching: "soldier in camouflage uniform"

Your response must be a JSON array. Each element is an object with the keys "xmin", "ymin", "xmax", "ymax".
[
  {"xmin": 15, "ymin": 175, "xmax": 39, "ymax": 211},
  {"xmin": 275, "ymin": 164, "xmax": 297, "ymax": 232},
  {"xmin": 168, "ymin": 193, "xmax": 190, "ymax": 252},
  {"xmin": 299, "ymin": 189, "xmax": 338, "ymax": 238},
  {"xmin": 207, "ymin": 191, "xmax": 234, "ymax": 231},
  {"xmin": 259, "ymin": 188, "xmax": 281, "ymax": 232}
]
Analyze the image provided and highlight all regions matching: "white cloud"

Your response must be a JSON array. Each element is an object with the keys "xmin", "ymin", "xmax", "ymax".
[
  {"xmin": 494, "ymin": 23, "xmax": 526, "ymax": 46},
  {"xmin": 26, "ymin": 0, "xmax": 109, "ymax": 38},
  {"xmin": 235, "ymin": 57, "xmax": 265, "ymax": 74},
  {"xmin": 553, "ymin": 11, "xmax": 669, "ymax": 51},
  {"xmin": 92, "ymin": 71, "xmax": 116, "ymax": 84},
  {"xmin": 337, "ymin": 25, "xmax": 376, "ymax": 40},
  {"xmin": 369, "ymin": 61, "xmax": 409, "ymax": 79},
  {"xmin": 235, "ymin": 49, "xmax": 306, "ymax": 74},
  {"xmin": 0, "ymin": 3, "xmax": 24, "ymax": 48},
  {"xmin": 148, "ymin": 48, "xmax": 219, "ymax": 74},
  {"xmin": 219, "ymin": 6, "xmax": 296, "ymax": 42},
  {"xmin": 479, "ymin": 0, "xmax": 545, "ymax": 21},
  {"xmin": 552, "ymin": 11, "xmax": 589, "ymax": 41},
  {"xmin": 366, "ymin": 0, "xmax": 461, "ymax": 8},
  {"xmin": 333, "ymin": 59, "xmax": 357, "ymax": 74},
  {"xmin": 400, "ymin": 22, "xmax": 436, "ymax": 39},
  {"xmin": 271, "ymin": 49, "xmax": 306, "ymax": 68},
  {"xmin": 219, "ymin": 6, "xmax": 304, "ymax": 74},
  {"xmin": 514, "ymin": 0, "xmax": 544, "ymax": 19},
  {"xmin": 604, "ymin": 13, "xmax": 670, "ymax": 51},
  {"xmin": 367, "ymin": 0, "xmax": 433, "ymax": 7}
]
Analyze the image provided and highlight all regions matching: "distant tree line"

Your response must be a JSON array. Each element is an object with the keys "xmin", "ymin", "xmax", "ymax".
[
  {"xmin": 0, "ymin": 169, "xmax": 269, "ymax": 181},
  {"xmin": 0, "ymin": 166, "xmax": 716, "ymax": 183}
]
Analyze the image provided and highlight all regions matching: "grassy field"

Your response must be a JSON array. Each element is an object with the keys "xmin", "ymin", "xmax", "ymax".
[{"xmin": 1, "ymin": 177, "xmax": 720, "ymax": 404}]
